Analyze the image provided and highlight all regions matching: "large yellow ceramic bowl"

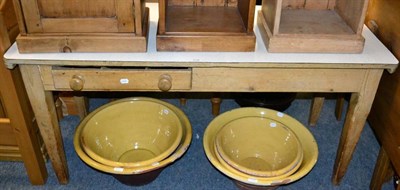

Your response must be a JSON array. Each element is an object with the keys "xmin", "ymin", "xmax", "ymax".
[
  {"xmin": 74, "ymin": 97, "xmax": 192, "ymax": 176},
  {"xmin": 203, "ymin": 107, "xmax": 318, "ymax": 186},
  {"xmin": 215, "ymin": 116, "xmax": 303, "ymax": 178},
  {"xmin": 214, "ymin": 142, "xmax": 301, "ymax": 182},
  {"xmin": 79, "ymin": 97, "xmax": 183, "ymax": 168}
]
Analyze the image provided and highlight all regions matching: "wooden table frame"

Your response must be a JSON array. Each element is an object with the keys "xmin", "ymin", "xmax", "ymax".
[{"xmin": 4, "ymin": 3, "xmax": 398, "ymax": 186}]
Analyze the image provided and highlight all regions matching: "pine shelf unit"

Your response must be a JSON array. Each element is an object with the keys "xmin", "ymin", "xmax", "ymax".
[
  {"xmin": 257, "ymin": 0, "xmax": 369, "ymax": 53},
  {"xmin": 157, "ymin": 0, "xmax": 256, "ymax": 52}
]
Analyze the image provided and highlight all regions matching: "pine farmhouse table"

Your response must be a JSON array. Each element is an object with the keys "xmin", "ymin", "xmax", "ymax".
[{"xmin": 3, "ymin": 3, "xmax": 398, "ymax": 186}]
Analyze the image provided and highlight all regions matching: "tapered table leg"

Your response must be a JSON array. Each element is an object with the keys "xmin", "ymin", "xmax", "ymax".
[
  {"xmin": 20, "ymin": 65, "xmax": 69, "ymax": 184},
  {"xmin": 309, "ymin": 94, "xmax": 325, "ymax": 127},
  {"xmin": 370, "ymin": 147, "xmax": 394, "ymax": 190},
  {"xmin": 211, "ymin": 97, "xmax": 222, "ymax": 116},
  {"xmin": 332, "ymin": 69, "xmax": 383, "ymax": 185}
]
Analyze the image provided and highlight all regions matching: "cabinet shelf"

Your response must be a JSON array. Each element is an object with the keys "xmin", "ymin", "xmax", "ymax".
[
  {"xmin": 165, "ymin": 6, "xmax": 246, "ymax": 34},
  {"xmin": 279, "ymin": 9, "xmax": 355, "ymax": 35}
]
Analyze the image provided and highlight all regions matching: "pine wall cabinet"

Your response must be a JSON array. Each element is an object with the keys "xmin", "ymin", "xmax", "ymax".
[{"xmin": 12, "ymin": 0, "xmax": 149, "ymax": 53}]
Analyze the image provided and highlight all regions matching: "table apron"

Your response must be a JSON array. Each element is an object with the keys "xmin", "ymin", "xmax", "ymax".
[{"xmin": 39, "ymin": 66, "xmax": 371, "ymax": 93}]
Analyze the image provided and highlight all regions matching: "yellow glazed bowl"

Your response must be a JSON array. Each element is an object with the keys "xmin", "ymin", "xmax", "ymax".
[
  {"xmin": 215, "ymin": 116, "xmax": 303, "ymax": 178},
  {"xmin": 203, "ymin": 107, "xmax": 318, "ymax": 186},
  {"xmin": 80, "ymin": 97, "xmax": 183, "ymax": 168},
  {"xmin": 214, "ymin": 142, "xmax": 302, "ymax": 182},
  {"xmin": 74, "ymin": 97, "xmax": 192, "ymax": 175}
]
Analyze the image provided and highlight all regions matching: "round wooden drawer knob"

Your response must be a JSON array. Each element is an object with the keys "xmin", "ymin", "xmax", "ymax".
[
  {"xmin": 158, "ymin": 74, "xmax": 172, "ymax": 92},
  {"xmin": 62, "ymin": 46, "xmax": 72, "ymax": 53},
  {"xmin": 69, "ymin": 75, "xmax": 85, "ymax": 91}
]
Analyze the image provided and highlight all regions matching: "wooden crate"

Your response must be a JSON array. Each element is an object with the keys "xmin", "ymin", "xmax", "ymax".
[
  {"xmin": 12, "ymin": 0, "xmax": 149, "ymax": 53},
  {"xmin": 257, "ymin": 0, "xmax": 368, "ymax": 53},
  {"xmin": 157, "ymin": 0, "xmax": 256, "ymax": 52},
  {"xmin": 55, "ymin": 92, "xmax": 89, "ymax": 120}
]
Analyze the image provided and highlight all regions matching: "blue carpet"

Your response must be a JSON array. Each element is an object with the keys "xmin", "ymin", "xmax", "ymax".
[{"xmin": 0, "ymin": 96, "xmax": 395, "ymax": 190}]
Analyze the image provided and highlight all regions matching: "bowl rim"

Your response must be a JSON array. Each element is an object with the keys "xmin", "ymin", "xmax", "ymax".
[
  {"xmin": 214, "ymin": 115, "xmax": 303, "ymax": 177},
  {"xmin": 79, "ymin": 97, "xmax": 183, "ymax": 168},
  {"xmin": 74, "ymin": 97, "xmax": 192, "ymax": 175},
  {"xmin": 203, "ymin": 107, "xmax": 318, "ymax": 186},
  {"xmin": 214, "ymin": 140, "xmax": 303, "ymax": 181}
]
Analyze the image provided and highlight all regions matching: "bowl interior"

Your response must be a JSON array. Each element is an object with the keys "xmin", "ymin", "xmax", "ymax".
[
  {"xmin": 74, "ymin": 97, "xmax": 192, "ymax": 175},
  {"xmin": 81, "ymin": 98, "xmax": 183, "ymax": 167},
  {"xmin": 203, "ymin": 107, "xmax": 318, "ymax": 186},
  {"xmin": 214, "ymin": 141, "xmax": 302, "ymax": 182},
  {"xmin": 215, "ymin": 116, "xmax": 302, "ymax": 177}
]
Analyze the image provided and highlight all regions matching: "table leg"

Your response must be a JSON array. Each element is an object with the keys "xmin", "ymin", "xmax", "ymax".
[
  {"xmin": 370, "ymin": 147, "xmax": 394, "ymax": 190},
  {"xmin": 73, "ymin": 96, "xmax": 88, "ymax": 120},
  {"xmin": 211, "ymin": 97, "xmax": 222, "ymax": 116},
  {"xmin": 19, "ymin": 65, "xmax": 69, "ymax": 184},
  {"xmin": 332, "ymin": 69, "xmax": 383, "ymax": 185},
  {"xmin": 180, "ymin": 98, "xmax": 187, "ymax": 106},
  {"xmin": 309, "ymin": 94, "xmax": 325, "ymax": 127},
  {"xmin": 335, "ymin": 94, "xmax": 345, "ymax": 121}
]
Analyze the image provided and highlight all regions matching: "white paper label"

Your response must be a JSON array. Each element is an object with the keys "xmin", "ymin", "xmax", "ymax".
[
  {"xmin": 114, "ymin": 167, "xmax": 124, "ymax": 172},
  {"xmin": 247, "ymin": 178, "xmax": 258, "ymax": 183},
  {"xmin": 120, "ymin": 78, "xmax": 129, "ymax": 84}
]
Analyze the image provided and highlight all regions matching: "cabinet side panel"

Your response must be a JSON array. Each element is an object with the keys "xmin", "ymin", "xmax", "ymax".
[
  {"xmin": 262, "ymin": 0, "xmax": 281, "ymax": 34},
  {"xmin": 238, "ymin": 0, "xmax": 255, "ymax": 32},
  {"xmin": 115, "ymin": 0, "xmax": 135, "ymax": 33},
  {"xmin": 19, "ymin": 0, "xmax": 43, "ymax": 33},
  {"xmin": 335, "ymin": 0, "xmax": 368, "ymax": 34}
]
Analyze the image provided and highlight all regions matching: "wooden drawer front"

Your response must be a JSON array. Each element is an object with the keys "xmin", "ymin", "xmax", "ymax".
[
  {"xmin": 192, "ymin": 68, "xmax": 366, "ymax": 92},
  {"xmin": 51, "ymin": 68, "xmax": 192, "ymax": 91}
]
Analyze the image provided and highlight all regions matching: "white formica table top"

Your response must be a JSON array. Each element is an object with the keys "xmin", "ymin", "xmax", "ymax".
[{"xmin": 4, "ymin": 3, "xmax": 398, "ymax": 71}]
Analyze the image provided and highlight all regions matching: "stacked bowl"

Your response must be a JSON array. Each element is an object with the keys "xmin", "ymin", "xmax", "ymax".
[
  {"xmin": 74, "ymin": 97, "xmax": 192, "ymax": 186},
  {"xmin": 203, "ymin": 107, "xmax": 318, "ymax": 189}
]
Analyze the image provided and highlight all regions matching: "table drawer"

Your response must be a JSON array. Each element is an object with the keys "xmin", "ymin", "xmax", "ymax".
[
  {"xmin": 51, "ymin": 67, "xmax": 192, "ymax": 91},
  {"xmin": 191, "ymin": 68, "xmax": 366, "ymax": 92}
]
